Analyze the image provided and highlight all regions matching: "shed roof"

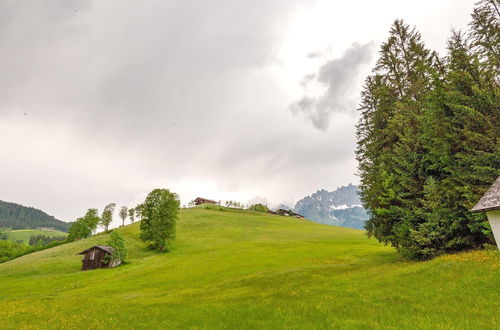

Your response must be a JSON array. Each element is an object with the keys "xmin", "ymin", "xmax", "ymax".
[
  {"xmin": 194, "ymin": 197, "xmax": 216, "ymax": 203},
  {"xmin": 471, "ymin": 176, "xmax": 500, "ymax": 212},
  {"xmin": 78, "ymin": 245, "xmax": 115, "ymax": 255}
]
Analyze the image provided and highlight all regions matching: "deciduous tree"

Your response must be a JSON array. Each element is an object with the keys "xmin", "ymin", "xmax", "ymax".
[
  {"xmin": 119, "ymin": 206, "xmax": 128, "ymax": 227},
  {"xmin": 100, "ymin": 203, "xmax": 116, "ymax": 232},
  {"xmin": 138, "ymin": 189, "xmax": 180, "ymax": 252}
]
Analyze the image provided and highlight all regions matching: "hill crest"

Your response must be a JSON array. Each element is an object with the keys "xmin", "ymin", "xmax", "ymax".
[{"xmin": 0, "ymin": 200, "xmax": 71, "ymax": 232}]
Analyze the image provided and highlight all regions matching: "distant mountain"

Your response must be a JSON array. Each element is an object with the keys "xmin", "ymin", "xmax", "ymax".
[
  {"xmin": 293, "ymin": 184, "xmax": 368, "ymax": 229},
  {"xmin": 0, "ymin": 200, "xmax": 71, "ymax": 232}
]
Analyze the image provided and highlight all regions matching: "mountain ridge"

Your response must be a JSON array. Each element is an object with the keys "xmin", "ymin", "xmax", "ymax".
[{"xmin": 293, "ymin": 184, "xmax": 368, "ymax": 229}]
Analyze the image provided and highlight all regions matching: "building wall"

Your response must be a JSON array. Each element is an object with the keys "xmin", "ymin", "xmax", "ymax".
[{"xmin": 487, "ymin": 210, "xmax": 500, "ymax": 250}]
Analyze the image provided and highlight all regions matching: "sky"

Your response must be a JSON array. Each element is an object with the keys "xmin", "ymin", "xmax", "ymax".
[{"xmin": 0, "ymin": 0, "xmax": 475, "ymax": 224}]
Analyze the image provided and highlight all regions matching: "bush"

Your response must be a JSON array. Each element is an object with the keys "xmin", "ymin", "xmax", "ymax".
[
  {"xmin": 248, "ymin": 204, "xmax": 269, "ymax": 213},
  {"xmin": 106, "ymin": 230, "xmax": 127, "ymax": 263}
]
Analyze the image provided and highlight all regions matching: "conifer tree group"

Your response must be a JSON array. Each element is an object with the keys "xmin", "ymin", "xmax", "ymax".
[{"xmin": 356, "ymin": 0, "xmax": 499, "ymax": 259}]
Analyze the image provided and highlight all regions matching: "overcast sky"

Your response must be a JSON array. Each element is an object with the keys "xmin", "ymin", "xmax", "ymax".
[{"xmin": 0, "ymin": 0, "xmax": 475, "ymax": 224}]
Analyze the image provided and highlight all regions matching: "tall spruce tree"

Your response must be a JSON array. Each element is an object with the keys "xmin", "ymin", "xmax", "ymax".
[
  {"xmin": 357, "ymin": 3, "xmax": 499, "ymax": 259},
  {"xmin": 356, "ymin": 19, "xmax": 436, "ymax": 255}
]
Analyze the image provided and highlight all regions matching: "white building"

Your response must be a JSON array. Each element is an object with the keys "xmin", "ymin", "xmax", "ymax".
[{"xmin": 471, "ymin": 176, "xmax": 500, "ymax": 249}]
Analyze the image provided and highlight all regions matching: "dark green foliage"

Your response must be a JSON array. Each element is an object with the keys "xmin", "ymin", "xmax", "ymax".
[
  {"xmin": 28, "ymin": 234, "xmax": 65, "ymax": 247},
  {"xmin": 356, "ymin": 3, "xmax": 499, "ymax": 260},
  {"xmin": 248, "ymin": 204, "xmax": 269, "ymax": 213},
  {"xmin": 106, "ymin": 230, "xmax": 127, "ymax": 263},
  {"xmin": 68, "ymin": 209, "xmax": 100, "ymax": 241},
  {"xmin": 0, "ymin": 200, "xmax": 71, "ymax": 232},
  {"xmin": 138, "ymin": 189, "xmax": 180, "ymax": 252}
]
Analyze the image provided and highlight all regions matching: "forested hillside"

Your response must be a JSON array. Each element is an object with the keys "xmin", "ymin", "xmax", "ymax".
[
  {"xmin": 356, "ymin": 0, "xmax": 499, "ymax": 259},
  {"xmin": 0, "ymin": 200, "xmax": 71, "ymax": 232}
]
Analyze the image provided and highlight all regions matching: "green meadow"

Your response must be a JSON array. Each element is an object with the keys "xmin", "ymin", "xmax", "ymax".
[
  {"xmin": 0, "ymin": 207, "xmax": 498, "ymax": 329},
  {"xmin": 5, "ymin": 229, "xmax": 67, "ymax": 243}
]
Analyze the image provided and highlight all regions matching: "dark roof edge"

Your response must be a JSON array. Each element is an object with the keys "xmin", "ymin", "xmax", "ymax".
[
  {"xmin": 471, "ymin": 176, "xmax": 500, "ymax": 212},
  {"xmin": 77, "ymin": 245, "xmax": 115, "ymax": 255},
  {"xmin": 471, "ymin": 205, "xmax": 500, "ymax": 213}
]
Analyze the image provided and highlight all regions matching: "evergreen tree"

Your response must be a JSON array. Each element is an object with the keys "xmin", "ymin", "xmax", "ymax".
[
  {"xmin": 356, "ymin": 19, "xmax": 436, "ymax": 254},
  {"xmin": 357, "ymin": 4, "xmax": 499, "ymax": 259}
]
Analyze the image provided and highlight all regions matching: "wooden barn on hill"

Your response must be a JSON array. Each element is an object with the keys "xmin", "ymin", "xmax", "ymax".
[
  {"xmin": 193, "ymin": 197, "xmax": 217, "ymax": 206},
  {"xmin": 78, "ymin": 245, "xmax": 121, "ymax": 271}
]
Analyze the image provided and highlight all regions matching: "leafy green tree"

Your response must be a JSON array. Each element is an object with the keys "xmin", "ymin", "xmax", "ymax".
[
  {"xmin": 106, "ymin": 230, "xmax": 127, "ymax": 263},
  {"xmin": 248, "ymin": 203, "xmax": 269, "ymax": 213},
  {"xmin": 68, "ymin": 209, "xmax": 100, "ymax": 241},
  {"xmin": 100, "ymin": 203, "xmax": 116, "ymax": 232},
  {"xmin": 119, "ymin": 206, "xmax": 128, "ymax": 227},
  {"xmin": 128, "ymin": 207, "xmax": 135, "ymax": 223},
  {"xmin": 138, "ymin": 189, "xmax": 180, "ymax": 251}
]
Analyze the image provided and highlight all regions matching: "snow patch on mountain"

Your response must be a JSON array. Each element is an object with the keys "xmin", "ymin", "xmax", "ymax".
[{"xmin": 293, "ymin": 184, "xmax": 368, "ymax": 229}]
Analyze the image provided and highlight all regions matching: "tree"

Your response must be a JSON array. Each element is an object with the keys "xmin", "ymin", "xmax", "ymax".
[
  {"xmin": 128, "ymin": 208, "xmax": 135, "ymax": 223},
  {"xmin": 356, "ymin": 4, "xmax": 499, "ymax": 260},
  {"xmin": 138, "ymin": 189, "xmax": 180, "ymax": 251},
  {"xmin": 100, "ymin": 203, "xmax": 116, "ymax": 232},
  {"xmin": 106, "ymin": 230, "xmax": 127, "ymax": 263},
  {"xmin": 119, "ymin": 206, "xmax": 128, "ymax": 227},
  {"xmin": 248, "ymin": 203, "xmax": 269, "ymax": 213},
  {"xmin": 68, "ymin": 209, "xmax": 100, "ymax": 241}
]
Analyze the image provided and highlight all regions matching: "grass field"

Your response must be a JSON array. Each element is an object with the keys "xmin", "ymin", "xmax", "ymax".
[
  {"xmin": 0, "ymin": 207, "xmax": 498, "ymax": 329},
  {"xmin": 5, "ymin": 229, "xmax": 67, "ymax": 243}
]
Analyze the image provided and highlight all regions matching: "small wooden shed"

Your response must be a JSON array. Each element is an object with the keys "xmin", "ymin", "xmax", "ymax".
[
  {"xmin": 78, "ymin": 245, "xmax": 121, "ymax": 271},
  {"xmin": 471, "ymin": 176, "xmax": 500, "ymax": 249},
  {"xmin": 193, "ymin": 197, "xmax": 217, "ymax": 206}
]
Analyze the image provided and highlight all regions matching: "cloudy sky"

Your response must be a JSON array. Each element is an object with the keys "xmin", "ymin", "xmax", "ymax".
[{"xmin": 0, "ymin": 0, "xmax": 475, "ymax": 223}]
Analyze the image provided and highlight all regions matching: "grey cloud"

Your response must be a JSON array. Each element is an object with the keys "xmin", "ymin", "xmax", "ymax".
[
  {"xmin": 290, "ymin": 42, "xmax": 374, "ymax": 131},
  {"xmin": 307, "ymin": 46, "xmax": 332, "ymax": 59},
  {"xmin": 300, "ymin": 73, "xmax": 316, "ymax": 87}
]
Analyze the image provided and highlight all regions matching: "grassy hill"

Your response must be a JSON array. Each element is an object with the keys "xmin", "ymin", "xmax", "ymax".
[
  {"xmin": 5, "ymin": 229, "xmax": 67, "ymax": 243},
  {"xmin": 0, "ymin": 207, "xmax": 498, "ymax": 329},
  {"xmin": 0, "ymin": 200, "xmax": 71, "ymax": 232}
]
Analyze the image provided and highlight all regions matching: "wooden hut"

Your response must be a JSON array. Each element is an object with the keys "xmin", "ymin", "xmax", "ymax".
[
  {"xmin": 193, "ymin": 197, "xmax": 217, "ymax": 206},
  {"xmin": 276, "ymin": 209, "xmax": 304, "ymax": 218},
  {"xmin": 78, "ymin": 245, "xmax": 121, "ymax": 271},
  {"xmin": 471, "ymin": 176, "xmax": 500, "ymax": 249}
]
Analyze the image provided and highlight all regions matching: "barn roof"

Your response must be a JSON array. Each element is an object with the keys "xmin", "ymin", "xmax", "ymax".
[
  {"xmin": 78, "ymin": 245, "xmax": 115, "ymax": 255},
  {"xmin": 194, "ymin": 197, "xmax": 216, "ymax": 203},
  {"xmin": 471, "ymin": 176, "xmax": 500, "ymax": 212}
]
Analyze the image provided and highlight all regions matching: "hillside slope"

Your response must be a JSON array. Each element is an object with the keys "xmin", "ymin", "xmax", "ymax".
[
  {"xmin": 6, "ymin": 229, "xmax": 67, "ymax": 243},
  {"xmin": 0, "ymin": 200, "xmax": 71, "ymax": 232},
  {"xmin": 0, "ymin": 207, "xmax": 498, "ymax": 329}
]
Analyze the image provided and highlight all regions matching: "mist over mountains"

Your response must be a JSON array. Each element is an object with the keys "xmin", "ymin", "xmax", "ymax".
[{"xmin": 293, "ymin": 184, "xmax": 368, "ymax": 229}]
